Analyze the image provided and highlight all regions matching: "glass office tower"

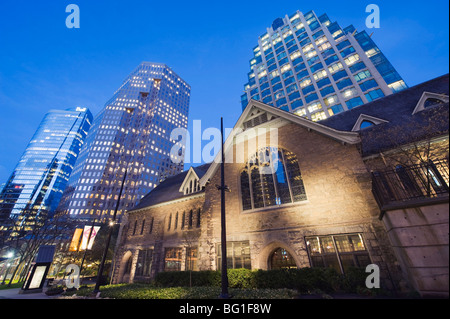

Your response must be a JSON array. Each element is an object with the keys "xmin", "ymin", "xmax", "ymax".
[
  {"xmin": 0, "ymin": 107, "xmax": 93, "ymax": 226},
  {"xmin": 241, "ymin": 10, "xmax": 408, "ymax": 121},
  {"xmin": 59, "ymin": 62, "xmax": 191, "ymax": 223}
]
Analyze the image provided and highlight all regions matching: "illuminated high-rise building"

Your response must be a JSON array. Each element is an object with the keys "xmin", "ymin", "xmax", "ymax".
[
  {"xmin": 0, "ymin": 107, "xmax": 93, "ymax": 225},
  {"xmin": 241, "ymin": 10, "xmax": 408, "ymax": 121},
  {"xmin": 59, "ymin": 62, "xmax": 191, "ymax": 223}
]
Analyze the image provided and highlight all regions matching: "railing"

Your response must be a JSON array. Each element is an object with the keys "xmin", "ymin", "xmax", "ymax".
[{"xmin": 372, "ymin": 159, "xmax": 449, "ymax": 213}]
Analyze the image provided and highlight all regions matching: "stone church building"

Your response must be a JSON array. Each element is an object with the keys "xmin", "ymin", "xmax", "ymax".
[{"xmin": 112, "ymin": 74, "xmax": 449, "ymax": 297}]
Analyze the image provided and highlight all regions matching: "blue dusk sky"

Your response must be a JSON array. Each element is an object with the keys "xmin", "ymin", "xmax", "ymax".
[{"xmin": 0, "ymin": 0, "xmax": 448, "ymax": 185}]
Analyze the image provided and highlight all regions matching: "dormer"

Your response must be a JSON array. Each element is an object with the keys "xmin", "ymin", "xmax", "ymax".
[
  {"xmin": 179, "ymin": 167, "xmax": 201, "ymax": 195},
  {"xmin": 351, "ymin": 114, "xmax": 389, "ymax": 132},
  {"xmin": 412, "ymin": 92, "xmax": 449, "ymax": 115}
]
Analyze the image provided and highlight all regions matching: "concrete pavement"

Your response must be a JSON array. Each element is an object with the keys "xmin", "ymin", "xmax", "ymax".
[{"xmin": 0, "ymin": 287, "xmax": 55, "ymax": 299}]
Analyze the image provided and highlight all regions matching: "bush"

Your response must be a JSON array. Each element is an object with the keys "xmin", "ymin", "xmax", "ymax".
[
  {"xmin": 154, "ymin": 271, "xmax": 220, "ymax": 288},
  {"xmin": 65, "ymin": 284, "xmax": 298, "ymax": 299},
  {"xmin": 154, "ymin": 267, "xmax": 366, "ymax": 293},
  {"xmin": 45, "ymin": 286, "xmax": 65, "ymax": 296},
  {"xmin": 339, "ymin": 267, "xmax": 368, "ymax": 293}
]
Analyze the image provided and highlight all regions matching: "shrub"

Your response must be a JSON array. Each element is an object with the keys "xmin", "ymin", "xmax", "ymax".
[
  {"xmin": 154, "ymin": 267, "xmax": 365, "ymax": 293},
  {"xmin": 340, "ymin": 267, "xmax": 368, "ymax": 293},
  {"xmin": 45, "ymin": 285, "xmax": 65, "ymax": 296},
  {"xmin": 65, "ymin": 284, "xmax": 298, "ymax": 299}
]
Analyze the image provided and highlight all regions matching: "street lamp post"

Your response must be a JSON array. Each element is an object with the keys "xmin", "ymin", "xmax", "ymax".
[{"xmin": 218, "ymin": 117, "xmax": 229, "ymax": 299}]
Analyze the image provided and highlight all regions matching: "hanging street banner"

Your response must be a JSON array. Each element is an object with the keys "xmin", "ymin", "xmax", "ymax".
[
  {"xmin": 79, "ymin": 226, "xmax": 101, "ymax": 251},
  {"xmin": 69, "ymin": 228, "xmax": 84, "ymax": 252}
]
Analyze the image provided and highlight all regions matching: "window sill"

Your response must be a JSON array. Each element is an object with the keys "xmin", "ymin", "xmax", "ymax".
[{"xmin": 241, "ymin": 199, "xmax": 309, "ymax": 214}]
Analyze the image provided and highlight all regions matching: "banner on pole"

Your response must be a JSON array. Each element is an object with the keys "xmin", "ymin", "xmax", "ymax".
[
  {"xmin": 69, "ymin": 228, "xmax": 83, "ymax": 252},
  {"xmin": 80, "ymin": 226, "xmax": 101, "ymax": 251}
]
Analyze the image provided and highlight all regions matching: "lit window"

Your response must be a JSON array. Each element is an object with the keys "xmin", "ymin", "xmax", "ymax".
[
  {"xmin": 307, "ymin": 101, "xmax": 322, "ymax": 113},
  {"xmin": 217, "ymin": 241, "xmax": 251, "ymax": 270},
  {"xmin": 344, "ymin": 54, "xmax": 360, "ymax": 66},
  {"xmin": 328, "ymin": 62, "xmax": 343, "ymax": 74},
  {"xmin": 388, "ymin": 80, "xmax": 408, "ymax": 93},
  {"xmin": 311, "ymin": 111, "xmax": 327, "ymax": 122},
  {"xmin": 294, "ymin": 108, "xmax": 307, "ymax": 117},
  {"xmin": 270, "ymin": 248, "xmax": 297, "ymax": 269},
  {"xmin": 164, "ymin": 248, "xmax": 182, "ymax": 272},
  {"xmin": 313, "ymin": 70, "xmax": 327, "ymax": 81},
  {"xmin": 306, "ymin": 234, "xmax": 371, "ymax": 274},
  {"xmin": 240, "ymin": 147, "xmax": 307, "ymax": 211}
]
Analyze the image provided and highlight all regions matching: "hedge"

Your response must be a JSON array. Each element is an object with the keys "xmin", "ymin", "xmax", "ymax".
[{"xmin": 154, "ymin": 267, "xmax": 368, "ymax": 293}]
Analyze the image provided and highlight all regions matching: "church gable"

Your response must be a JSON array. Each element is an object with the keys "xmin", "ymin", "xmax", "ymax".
[
  {"xmin": 179, "ymin": 167, "xmax": 201, "ymax": 195},
  {"xmin": 200, "ymin": 100, "xmax": 360, "ymax": 187}
]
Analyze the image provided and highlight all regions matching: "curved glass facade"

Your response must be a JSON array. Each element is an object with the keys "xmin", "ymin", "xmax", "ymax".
[{"xmin": 0, "ymin": 107, "xmax": 92, "ymax": 225}]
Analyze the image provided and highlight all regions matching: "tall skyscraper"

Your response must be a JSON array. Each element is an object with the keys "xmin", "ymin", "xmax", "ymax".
[
  {"xmin": 59, "ymin": 62, "xmax": 191, "ymax": 223},
  {"xmin": 241, "ymin": 10, "xmax": 408, "ymax": 121},
  {"xmin": 0, "ymin": 107, "xmax": 93, "ymax": 226}
]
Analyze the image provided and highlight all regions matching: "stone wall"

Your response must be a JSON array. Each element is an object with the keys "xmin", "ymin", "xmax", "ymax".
[
  {"xmin": 200, "ymin": 123, "xmax": 402, "ymax": 289},
  {"xmin": 382, "ymin": 203, "xmax": 449, "ymax": 297},
  {"xmin": 112, "ymin": 122, "xmax": 404, "ymax": 291}
]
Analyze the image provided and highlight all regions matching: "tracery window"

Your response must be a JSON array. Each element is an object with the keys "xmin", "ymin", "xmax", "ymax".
[
  {"xmin": 240, "ymin": 147, "xmax": 307, "ymax": 211},
  {"xmin": 270, "ymin": 248, "xmax": 297, "ymax": 270}
]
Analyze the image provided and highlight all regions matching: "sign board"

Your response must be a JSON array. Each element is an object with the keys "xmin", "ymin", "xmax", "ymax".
[
  {"xmin": 20, "ymin": 262, "xmax": 51, "ymax": 294},
  {"xmin": 28, "ymin": 265, "xmax": 48, "ymax": 289},
  {"xmin": 20, "ymin": 245, "xmax": 55, "ymax": 294},
  {"xmin": 35, "ymin": 245, "xmax": 56, "ymax": 263}
]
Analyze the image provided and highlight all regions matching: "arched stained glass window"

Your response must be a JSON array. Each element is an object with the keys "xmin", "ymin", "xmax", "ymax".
[
  {"xmin": 270, "ymin": 248, "xmax": 297, "ymax": 269},
  {"xmin": 240, "ymin": 147, "xmax": 307, "ymax": 211}
]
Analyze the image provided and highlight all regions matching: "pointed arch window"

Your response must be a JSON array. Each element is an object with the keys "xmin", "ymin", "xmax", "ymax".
[
  {"xmin": 167, "ymin": 213, "xmax": 172, "ymax": 231},
  {"xmin": 188, "ymin": 210, "xmax": 194, "ymax": 229},
  {"xmin": 240, "ymin": 147, "xmax": 307, "ymax": 211},
  {"xmin": 196, "ymin": 209, "xmax": 201, "ymax": 228},
  {"xmin": 181, "ymin": 211, "xmax": 186, "ymax": 229}
]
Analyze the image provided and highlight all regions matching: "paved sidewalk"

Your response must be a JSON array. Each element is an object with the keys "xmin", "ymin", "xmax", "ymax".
[{"xmin": 0, "ymin": 287, "xmax": 55, "ymax": 299}]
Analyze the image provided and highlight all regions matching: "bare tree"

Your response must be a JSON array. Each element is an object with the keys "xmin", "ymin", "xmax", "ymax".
[
  {"xmin": 362, "ymin": 106, "xmax": 449, "ymax": 168},
  {"xmin": 182, "ymin": 229, "xmax": 199, "ymax": 288},
  {"xmin": 1, "ymin": 210, "xmax": 78, "ymax": 286}
]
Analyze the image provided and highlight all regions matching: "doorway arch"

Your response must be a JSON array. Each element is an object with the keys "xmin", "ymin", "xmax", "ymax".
[
  {"xmin": 269, "ymin": 247, "xmax": 298, "ymax": 270},
  {"xmin": 117, "ymin": 250, "xmax": 133, "ymax": 283}
]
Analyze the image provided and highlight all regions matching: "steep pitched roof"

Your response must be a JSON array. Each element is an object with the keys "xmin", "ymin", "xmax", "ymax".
[
  {"xmin": 319, "ymin": 74, "xmax": 449, "ymax": 157},
  {"xmin": 199, "ymin": 99, "xmax": 360, "ymax": 187},
  {"xmin": 319, "ymin": 74, "xmax": 449, "ymax": 132},
  {"xmin": 130, "ymin": 163, "xmax": 211, "ymax": 211}
]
